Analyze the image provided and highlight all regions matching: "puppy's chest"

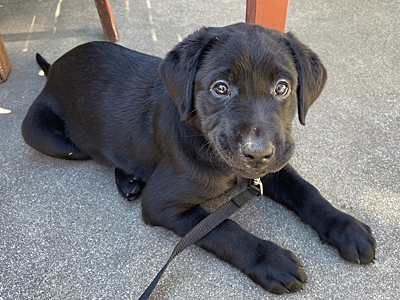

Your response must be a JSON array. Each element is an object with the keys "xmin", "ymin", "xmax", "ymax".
[
  {"xmin": 197, "ymin": 171, "xmax": 245, "ymax": 200},
  {"xmin": 199, "ymin": 174, "xmax": 248, "ymax": 210}
]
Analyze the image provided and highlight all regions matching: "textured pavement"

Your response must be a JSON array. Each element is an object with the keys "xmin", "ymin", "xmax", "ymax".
[{"xmin": 1, "ymin": 0, "xmax": 399, "ymax": 299}]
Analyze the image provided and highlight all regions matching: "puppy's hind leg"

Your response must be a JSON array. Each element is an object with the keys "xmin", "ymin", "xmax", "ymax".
[
  {"xmin": 21, "ymin": 97, "xmax": 90, "ymax": 160},
  {"xmin": 115, "ymin": 168, "xmax": 145, "ymax": 201}
]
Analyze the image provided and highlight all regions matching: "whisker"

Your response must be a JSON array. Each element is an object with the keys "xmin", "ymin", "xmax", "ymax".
[
  {"xmin": 178, "ymin": 134, "xmax": 205, "ymax": 138},
  {"xmin": 199, "ymin": 141, "xmax": 211, "ymax": 152}
]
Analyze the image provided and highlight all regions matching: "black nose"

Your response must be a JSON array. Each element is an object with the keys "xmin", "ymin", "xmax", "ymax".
[{"xmin": 242, "ymin": 140, "xmax": 275, "ymax": 162}]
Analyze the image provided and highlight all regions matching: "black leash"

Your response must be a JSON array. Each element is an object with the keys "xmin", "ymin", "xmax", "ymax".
[{"xmin": 138, "ymin": 178, "xmax": 263, "ymax": 300}]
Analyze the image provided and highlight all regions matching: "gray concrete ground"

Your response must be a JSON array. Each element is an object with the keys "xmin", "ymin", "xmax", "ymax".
[{"xmin": 1, "ymin": 0, "xmax": 399, "ymax": 299}]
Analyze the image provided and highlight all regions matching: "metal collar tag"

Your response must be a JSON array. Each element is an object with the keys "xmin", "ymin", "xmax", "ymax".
[{"xmin": 252, "ymin": 178, "xmax": 263, "ymax": 195}]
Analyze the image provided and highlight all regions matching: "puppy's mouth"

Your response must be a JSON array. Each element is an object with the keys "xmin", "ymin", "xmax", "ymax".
[
  {"xmin": 231, "ymin": 163, "xmax": 286, "ymax": 179},
  {"xmin": 231, "ymin": 167, "xmax": 271, "ymax": 180}
]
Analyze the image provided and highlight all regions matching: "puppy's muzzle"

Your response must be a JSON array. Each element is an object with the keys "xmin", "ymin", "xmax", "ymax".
[
  {"xmin": 235, "ymin": 136, "xmax": 293, "ymax": 178},
  {"xmin": 241, "ymin": 139, "xmax": 275, "ymax": 164}
]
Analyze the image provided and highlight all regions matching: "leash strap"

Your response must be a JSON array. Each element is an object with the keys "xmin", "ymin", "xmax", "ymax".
[{"xmin": 138, "ymin": 179, "xmax": 263, "ymax": 300}]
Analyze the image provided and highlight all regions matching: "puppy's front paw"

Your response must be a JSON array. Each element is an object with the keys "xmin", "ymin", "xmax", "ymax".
[
  {"xmin": 245, "ymin": 241, "xmax": 307, "ymax": 294},
  {"xmin": 319, "ymin": 212, "xmax": 376, "ymax": 264}
]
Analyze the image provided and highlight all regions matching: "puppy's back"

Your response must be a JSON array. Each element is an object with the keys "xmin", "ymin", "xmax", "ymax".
[{"xmin": 38, "ymin": 42, "xmax": 165, "ymax": 171}]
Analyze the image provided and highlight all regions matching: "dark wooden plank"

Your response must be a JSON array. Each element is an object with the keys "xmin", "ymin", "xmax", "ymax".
[
  {"xmin": 246, "ymin": 0, "xmax": 289, "ymax": 32},
  {"xmin": 0, "ymin": 34, "xmax": 11, "ymax": 83},
  {"xmin": 94, "ymin": 0, "xmax": 119, "ymax": 42}
]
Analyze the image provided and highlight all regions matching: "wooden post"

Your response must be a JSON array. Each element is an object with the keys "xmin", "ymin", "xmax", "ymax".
[
  {"xmin": 94, "ymin": 0, "xmax": 119, "ymax": 42},
  {"xmin": 246, "ymin": 0, "xmax": 289, "ymax": 33},
  {"xmin": 0, "ymin": 34, "xmax": 11, "ymax": 83}
]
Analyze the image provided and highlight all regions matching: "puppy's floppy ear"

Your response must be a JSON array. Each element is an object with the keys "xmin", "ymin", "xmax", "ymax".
[
  {"xmin": 159, "ymin": 27, "xmax": 210, "ymax": 121},
  {"xmin": 286, "ymin": 32, "xmax": 327, "ymax": 125}
]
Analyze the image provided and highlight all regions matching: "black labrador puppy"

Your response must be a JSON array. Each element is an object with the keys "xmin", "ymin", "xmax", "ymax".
[{"xmin": 22, "ymin": 23, "xmax": 375, "ymax": 294}]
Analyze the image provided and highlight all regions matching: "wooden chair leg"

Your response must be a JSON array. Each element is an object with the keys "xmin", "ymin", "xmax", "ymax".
[
  {"xmin": 246, "ymin": 0, "xmax": 289, "ymax": 33},
  {"xmin": 94, "ymin": 0, "xmax": 119, "ymax": 42},
  {"xmin": 0, "ymin": 34, "xmax": 11, "ymax": 83}
]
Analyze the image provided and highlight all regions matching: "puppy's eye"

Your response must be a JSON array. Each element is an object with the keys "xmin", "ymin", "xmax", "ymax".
[
  {"xmin": 211, "ymin": 81, "xmax": 230, "ymax": 96},
  {"xmin": 275, "ymin": 80, "xmax": 290, "ymax": 97}
]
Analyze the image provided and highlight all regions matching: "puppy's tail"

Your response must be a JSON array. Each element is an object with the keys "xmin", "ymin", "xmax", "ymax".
[{"xmin": 36, "ymin": 53, "xmax": 51, "ymax": 76}]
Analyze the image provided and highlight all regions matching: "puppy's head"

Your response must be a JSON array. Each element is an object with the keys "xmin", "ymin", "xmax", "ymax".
[{"xmin": 159, "ymin": 23, "xmax": 327, "ymax": 179}]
